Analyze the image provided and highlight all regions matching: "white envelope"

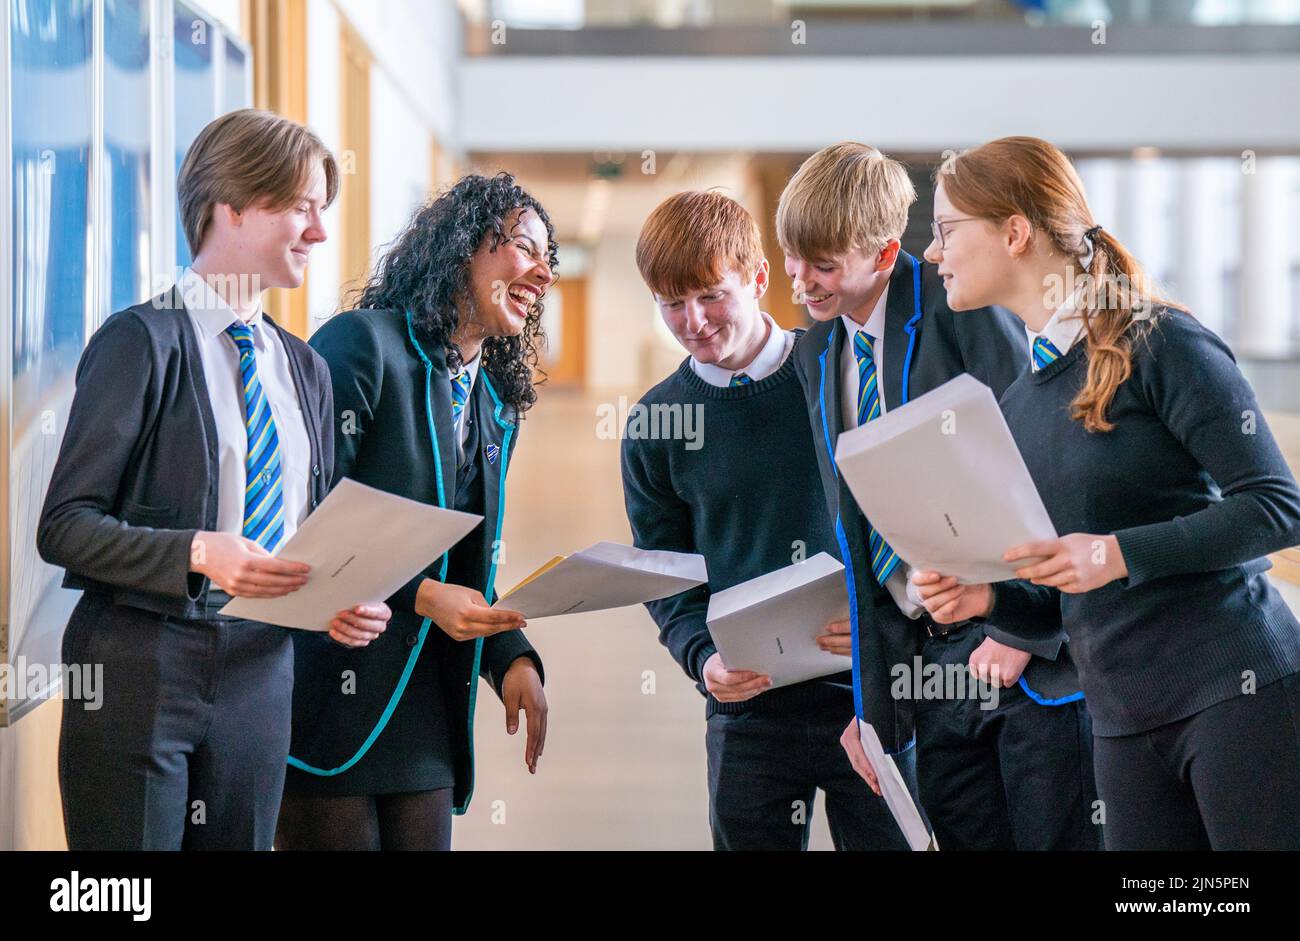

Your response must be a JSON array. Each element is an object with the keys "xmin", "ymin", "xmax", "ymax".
[
  {"xmin": 495, "ymin": 541, "xmax": 707, "ymax": 619},
  {"xmin": 834, "ymin": 373, "xmax": 1057, "ymax": 583},
  {"xmin": 705, "ymin": 552, "xmax": 851, "ymax": 688},
  {"xmin": 858, "ymin": 721, "xmax": 937, "ymax": 851},
  {"xmin": 220, "ymin": 478, "xmax": 482, "ymax": 630}
]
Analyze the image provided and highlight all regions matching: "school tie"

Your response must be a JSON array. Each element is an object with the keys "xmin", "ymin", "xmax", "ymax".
[
  {"xmin": 451, "ymin": 370, "xmax": 472, "ymax": 421},
  {"xmin": 225, "ymin": 321, "xmax": 285, "ymax": 553},
  {"xmin": 1031, "ymin": 335, "xmax": 1063, "ymax": 371},
  {"xmin": 729, "ymin": 372, "xmax": 753, "ymax": 387},
  {"xmin": 852, "ymin": 330, "xmax": 900, "ymax": 586}
]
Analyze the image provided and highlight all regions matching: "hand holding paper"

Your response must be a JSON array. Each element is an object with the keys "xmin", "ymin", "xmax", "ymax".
[
  {"xmin": 495, "ymin": 542, "xmax": 706, "ymax": 619},
  {"xmin": 705, "ymin": 552, "xmax": 851, "ymax": 689},
  {"xmin": 220, "ymin": 478, "xmax": 482, "ymax": 631},
  {"xmin": 834, "ymin": 373, "xmax": 1057, "ymax": 583}
]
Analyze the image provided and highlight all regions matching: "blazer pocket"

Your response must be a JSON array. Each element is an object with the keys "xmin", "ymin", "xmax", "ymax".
[{"xmin": 120, "ymin": 500, "xmax": 176, "ymax": 528}]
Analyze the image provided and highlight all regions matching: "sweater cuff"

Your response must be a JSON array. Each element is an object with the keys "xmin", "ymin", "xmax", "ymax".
[
  {"xmin": 1114, "ymin": 521, "xmax": 1186, "ymax": 588},
  {"xmin": 982, "ymin": 622, "xmax": 1062, "ymax": 661},
  {"xmin": 692, "ymin": 643, "xmax": 718, "ymax": 685},
  {"xmin": 989, "ymin": 581, "xmax": 1056, "ymax": 636}
]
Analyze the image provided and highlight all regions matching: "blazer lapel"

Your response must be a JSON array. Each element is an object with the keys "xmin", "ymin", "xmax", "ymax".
[
  {"xmin": 405, "ymin": 326, "xmax": 459, "ymax": 510},
  {"xmin": 882, "ymin": 251, "xmax": 919, "ymax": 410},
  {"xmin": 473, "ymin": 371, "xmax": 515, "ymax": 599}
]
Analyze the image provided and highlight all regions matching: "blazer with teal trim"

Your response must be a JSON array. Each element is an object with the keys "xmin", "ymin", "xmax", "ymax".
[
  {"xmin": 285, "ymin": 308, "xmax": 542, "ymax": 812},
  {"xmin": 791, "ymin": 251, "xmax": 1080, "ymax": 752}
]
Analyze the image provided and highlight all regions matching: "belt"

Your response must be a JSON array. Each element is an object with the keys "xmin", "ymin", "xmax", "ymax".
[
  {"xmin": 921, "ymin": 615, "xmax": 972, "ymax": 639},
  {"xmin": 202, "ymin": 588, "xmax": 235, "ymax": 616}
]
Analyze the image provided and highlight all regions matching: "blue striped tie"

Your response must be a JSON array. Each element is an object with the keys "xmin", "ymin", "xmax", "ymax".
[
  {"xmin": 225, "ymin": 321, "xmax": 285, "ymax": 553},
  {"xmin": 852, "ymin": 330, "xmax": 900, "ymax": 586},
  {"xmin": 729, "ymin": 372, "xmax": 752, "ymax": 387},
  {"xmin": 1032, "ymin": 335, "xmax": 1063, "ymax": 371},
  {"xmin": 451, "ymin": 370, "xmax": 472, "ymax": 421}
]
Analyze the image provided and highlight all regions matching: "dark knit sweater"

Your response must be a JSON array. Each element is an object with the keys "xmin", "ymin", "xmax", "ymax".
[
  {"xmin": 620, "ymin": 333, "xmax": 851, "ymax": 717},
  {"xmin": 992, "ymin": 308, "xmax": 1300, "ymax": 736}
]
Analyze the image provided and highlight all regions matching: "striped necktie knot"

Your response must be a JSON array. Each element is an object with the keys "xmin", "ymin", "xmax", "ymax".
[
  {"xmin": 224, "ymin": 320, "xmax": 285, "ymax": 553},
  {"xmin": 851, "ymin": 330, "xmax": 882, "ymax": 426},
  {"xmin": 1032, "ymin": 335, "xmax": 1063, "ymax": 371},
  {"xmin": 451, "ymin": 370, "xmax": 472, "ymax": 421},
  {"xmin": 729, "ymin": 372, "xmax": 753, "ymax": 387}
]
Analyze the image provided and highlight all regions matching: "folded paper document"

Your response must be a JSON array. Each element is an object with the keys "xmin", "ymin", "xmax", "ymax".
[
  {"xmin": 859, "ymin": 720, "xmax": 937, "ymax": 851},
  {"xmin": 834, "ymin": 373, "xmax": 1057, "ymax": 583},
  {"xmin": 221, "ymin": 478, "xmax": 482, "ymax": 630},
  {"xmin": 495, "ymin": 541, "xmax": 707, "ymax": 619},
  {"xmin": 705, "ymin": 552, "xmax": 851, "ymax": 689}
]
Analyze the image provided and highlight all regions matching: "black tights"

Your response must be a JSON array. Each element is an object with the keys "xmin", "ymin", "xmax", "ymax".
[{"xmin": 275, "ymin": 789, "xmax": 455, "ymax": 851}]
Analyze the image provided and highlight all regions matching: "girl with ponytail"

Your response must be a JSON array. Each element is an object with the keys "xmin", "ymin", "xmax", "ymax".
[{"xmin": 913, "ymin": 136, "xmax": 1300, "ymax": 849}]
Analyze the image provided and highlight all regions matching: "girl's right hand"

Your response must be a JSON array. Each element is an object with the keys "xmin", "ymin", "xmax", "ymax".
[
  {"xmin": 416, "ymin": 579, "xmax": 526, "ymax": 641},
  {"xmin": 910, "ymin": 571, "xmax": 994, "ymax": 624},
  {"xmin": 189, "ymin": 531, "xmax": 311, "ymax": 598}
]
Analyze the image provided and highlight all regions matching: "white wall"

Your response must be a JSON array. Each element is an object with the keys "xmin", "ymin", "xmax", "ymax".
[
  {"xmin": 306, "ymin": 0, "xmax": 344, "ymax": 331},
  {"xmin": 302, "ymin": 0, "xmax": 459, "ymax": 332},
  {"xmin": 334, "ymin": 0, "xmax": 460, "ymax": 143},
  {"xmin": 370, "ymin": 69, "xmax": 433, "ymax": 262},
  {"xmin": 458, "ymin": 56, "xmax": 1300, "ymax": 152}
]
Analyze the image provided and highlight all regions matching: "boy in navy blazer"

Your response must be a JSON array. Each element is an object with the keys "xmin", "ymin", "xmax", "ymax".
[{"xmin": 38, "ymin": 110, "xmax": 390, "ymax": 850}]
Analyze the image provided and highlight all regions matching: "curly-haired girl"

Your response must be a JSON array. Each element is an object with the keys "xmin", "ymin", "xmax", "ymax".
[{"xmin": 276, "ymin": 172, "xmax": 557, "ymax": 850}]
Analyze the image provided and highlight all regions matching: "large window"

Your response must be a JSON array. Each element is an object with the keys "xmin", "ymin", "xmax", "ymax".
[
  {"xmin": 10, "ymin": 0, "xmax": 92, "ymax": 426},
  {"xmin": 3, "ymin": 0, "xmax": 253, "ymax": 723},
  {"xmin": 105, "ymin": 0, "xmax": 152, "ymax": 312}
]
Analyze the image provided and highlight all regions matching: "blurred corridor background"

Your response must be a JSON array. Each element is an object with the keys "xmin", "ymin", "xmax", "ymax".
[{"xmin": 2, "ymin": 0, "xmax": 1300, "ymax": 849}]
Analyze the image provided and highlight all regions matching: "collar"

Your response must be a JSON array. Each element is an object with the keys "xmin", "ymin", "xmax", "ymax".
[
  {"xmin": 840, "ymin": 283, "xmax": 890, "ymax": 346},
  {"xmin": 691, "ymin": 312, "xmax": 785, "ymax": 386},
  {"xmin": 180, "ymin": 267, "xmax": 266, "ymax": 338},
  {"xmin": 1026, "ymin": 278, "xmax": 1088, "ymax": 366},
  {"xmin": 453, "ymin": 351, "xmax": 481, "ymax": 392}
]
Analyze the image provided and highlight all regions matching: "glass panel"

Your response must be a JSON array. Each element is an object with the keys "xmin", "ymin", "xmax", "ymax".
[
  {"xmin": 223, "ymin": 37, "xmax": 250, "ymax": 112},
  {"xmin": 104, "ymin": 0, "xmax": 152, "ymax": 313},
  {"xmin": 173, "ymin": 2, "xmax": 216, "ymax": 267},
  {"xmin": 8, "ymin": 0, "xmax": 95, "ymax": 701},
  {"xmin": 10, "ymin": 0, "xmax": 93, "ymax": 426}
]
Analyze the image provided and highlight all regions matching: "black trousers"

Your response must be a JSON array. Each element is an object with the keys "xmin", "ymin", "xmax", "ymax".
[
  {"xmin": 705, "ymin": 704, "xmax": 915, "ymax": 851},
  {"xmin": 1093, "ymin": 670, "xmax": 1300, "ymax": 850},
  {"xmin": 59, "ymin": 592, "xmax": 293, "ymax": 850},
  {"xmin": 915, "ymin": 626, "xmax": 1101, "ymax": 851}
]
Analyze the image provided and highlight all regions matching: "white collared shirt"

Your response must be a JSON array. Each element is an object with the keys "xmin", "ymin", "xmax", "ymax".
[
  {"xmin": 452, "ymin": 354, "xmax": 481, "ymax": 458},
  {"xmin": 180, "ymin": 267, "xmax": 312, "ymax": 542},
  {"xmin": 690, "ymin": 313, "xmax": 793, "ymax": 388},
  {"xmin": 1026, "ymin": 282, "xmax": 1088, "ymax": 371},
  {"xmin": 836, "ymin": 285, "xmax": 924, "ymax": 619}
]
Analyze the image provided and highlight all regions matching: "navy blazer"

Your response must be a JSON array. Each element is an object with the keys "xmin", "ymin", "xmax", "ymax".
[
  {"xmin": 38, "ymin": 287, "xmax": 334, "ymax": 619},
  {"xmin": 792, "ymin": 251, "xmax": 1080, "ymax": 752},
  {"xmin": 286, "ymin": 308, "xmax": 541, "ymax": 813}
]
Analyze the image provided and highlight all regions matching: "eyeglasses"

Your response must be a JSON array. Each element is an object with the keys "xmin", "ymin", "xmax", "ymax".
[{"xmin": 930, "ymin": 217, "xmax": 981, "ymax": 249}]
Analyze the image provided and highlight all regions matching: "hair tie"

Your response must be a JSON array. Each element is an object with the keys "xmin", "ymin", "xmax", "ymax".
[
  {"xmin": 1084, "ymin": 225, "xmax": 1102, "ymax": 240},
  {"xmin": 1079, "ymin": 224, "xmax": 1103, "ymax": 268}
]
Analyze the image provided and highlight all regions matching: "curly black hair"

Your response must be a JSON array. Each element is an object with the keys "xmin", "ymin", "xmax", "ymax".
[{"xmin": 350, "ymin": 172, "xmax": 558, "ymax": 414}]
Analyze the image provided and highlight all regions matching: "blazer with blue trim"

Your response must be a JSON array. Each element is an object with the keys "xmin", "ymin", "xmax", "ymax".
[
  {"xmin": 286, "ymin": 308, "xmax": 542, "ymax": 813},
  {"xmin": 38, "ymin": 287, "xmax": 334, "ymax": 619},
  {"xmin": 791, "ymin": 251, "xmax": 1081, "ymax": 752}
]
